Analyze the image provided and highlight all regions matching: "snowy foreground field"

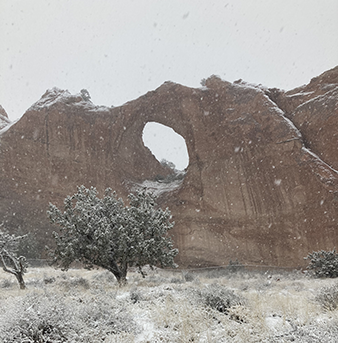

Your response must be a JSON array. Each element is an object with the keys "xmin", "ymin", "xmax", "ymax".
[{"xmin": 1, "ymin": 267, "xmax": 338, "ymax": 342}]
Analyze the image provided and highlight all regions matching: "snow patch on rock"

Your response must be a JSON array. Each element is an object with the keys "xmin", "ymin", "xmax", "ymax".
[
  {"xmin": 0, "ymin": 105, "xmax": 11, "ymax": 130},
  {"xmin": 29, "ymin": 87, "xmax": 110, "ymax": 114},
  {"xmin": 131, "ymin": 179, "xmax": 183, "ymax": 197},
  {"xmin": 0, "ymin": 119, "xmax": 18, "ymax": 136}
]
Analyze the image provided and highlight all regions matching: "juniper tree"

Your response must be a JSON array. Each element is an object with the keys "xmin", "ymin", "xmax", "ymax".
[
  {"xmin": 48, "ymin": 186, "xmax": 178, "ymax": 285},
  {"xmin": 80, "ymin": 89, "xmax": 91, "ymax": 102},
  {"xmin": 305, "ymin": 249, "xmax": 338, "ymax": 278},
  {"xmin": 0, "ymin": 229, "xmax": 28, "ymax": 289}
]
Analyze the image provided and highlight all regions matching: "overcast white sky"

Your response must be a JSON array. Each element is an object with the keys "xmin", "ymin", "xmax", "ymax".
[{"xmin": 1, "ymin": 0, "xmax": 337, "ymax": 169}]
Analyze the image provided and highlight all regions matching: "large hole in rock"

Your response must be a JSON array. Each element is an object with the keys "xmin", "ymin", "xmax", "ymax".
[
  {"xmin": 133, "ymin": 122, "xmax": 189, "ymax": 196},
  {"xmin": 142, "ymin": 122, "xmax": 189, "ymax": 171}
]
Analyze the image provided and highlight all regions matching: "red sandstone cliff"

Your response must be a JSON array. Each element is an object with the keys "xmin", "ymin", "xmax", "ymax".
[{"xmin": 1, "ymin": 66, "xmax": 338, "ymax": 268}]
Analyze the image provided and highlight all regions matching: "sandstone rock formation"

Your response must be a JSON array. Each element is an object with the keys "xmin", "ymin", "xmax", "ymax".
[
  {"xmin": 1, "ymin": 66, "xmax": 338, "ymax": 268},
  {"xmin": 0, "ymin": 105, "xmax": 10, "ymax": 130}
]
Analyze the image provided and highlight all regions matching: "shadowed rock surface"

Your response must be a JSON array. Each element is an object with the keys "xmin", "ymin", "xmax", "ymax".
[{"xmin": 1, "ymin": 66, "xmax": 338, "ymax": 267}]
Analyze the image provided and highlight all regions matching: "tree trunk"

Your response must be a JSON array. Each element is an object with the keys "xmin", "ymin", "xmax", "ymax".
[
  {"xmin": 119, "ymin": 261, "xmax": 128, "ymax": 286},
  {"xmin": 108, "ymin": 260, "xmax": 127, "ymax": 286},
  {"xmin": 110, "ymin": 268, "xmax": 127, "ymax": 286},
  {"xmin": 0, "ymin": 253, "xmax": 26, "ymax": 290},
  {"xmin": 116, "ymin": 274, "xmax": 127, "ymax": 286},
  {"xmin": 15, "ymin": 272, "xmax": 26, "ymax": 290}
]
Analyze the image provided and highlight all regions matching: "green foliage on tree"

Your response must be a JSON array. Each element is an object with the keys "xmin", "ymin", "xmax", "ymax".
[
  {"xmin": 305, "ymin": 249, "xmax": 338, "ymax": 278},
  {"xmin": 48, "ymin": 186, "xmax": 178, "ymax": 285},
  {"xmin": 0, "ymin": 229, "xmax": 28, "ymax": 289}
]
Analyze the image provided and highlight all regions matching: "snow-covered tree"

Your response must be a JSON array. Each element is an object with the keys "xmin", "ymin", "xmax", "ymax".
[
  {"xmin": 160, "ymin": 159, "xmax": 176, "ymax": 171},
  {"xmin": 48, "ymin": 186, "xmax": 178, "ymax": 285},
  {"xmin": 0, "ymin": 229, "xmax": 28, "ymax": 289},
  {"xmin": 305, "ymin": 249, "xmax": 338, "ymax": 278},
  {"xmin": 80, "ymin": 89, "xmax": 91, "ymax": 102}
]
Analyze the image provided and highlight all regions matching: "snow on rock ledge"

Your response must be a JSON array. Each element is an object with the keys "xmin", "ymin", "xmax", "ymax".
[
  {"xmin": 29, "ymin": 87, "xmax": 110, "ymax": 114},
  {"xmin": 0, "ymin": 105, "xmax": 11, "ymax": 130}
]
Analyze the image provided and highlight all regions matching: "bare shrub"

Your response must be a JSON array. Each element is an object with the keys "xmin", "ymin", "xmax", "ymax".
[
  {"xmin": 192, "ymin": 284, "xmax": 244, "ymax": 313},
  {"xmin": 57, "ymin": 276, "xmax": 90, "ymax": 291},
  {"xmin": 316, "ymin": 282, "xmax": 338, "ymax": 311},
  {"xmin": 70, "ymin": 276, "xmax": 90, "ymax": 289},
  {"xmin": 227, "ymin": 259, "xmax": 245, "ymax": 273},
  {"xmin": 182, "ymin": 271, "xmax": 195, "ymax": 282},
  {"xmin": 130, "ymin": 288, "xmax": 143, "ymax": 303},
  {"xmin": 170, "ymin": 277, "xmax": 183, "ymax": 284},
  {"xmin": 0, "ymin": 278, "xmax": 12, "ymax": 288},
  {"xmin": 43, "ymin": 275, "xmax": 56, "ymax": 284}
]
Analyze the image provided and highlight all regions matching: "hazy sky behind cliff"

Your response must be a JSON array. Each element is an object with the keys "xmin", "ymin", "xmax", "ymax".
[{"xmin": 1, "ymin": 0, "xmax": 337, "ymax": 168}]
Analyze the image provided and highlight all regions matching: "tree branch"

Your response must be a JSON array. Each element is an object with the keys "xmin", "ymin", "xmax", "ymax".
[{"xmin": 0, "ymin": 251, "xmax": 17, "ymax": 276}]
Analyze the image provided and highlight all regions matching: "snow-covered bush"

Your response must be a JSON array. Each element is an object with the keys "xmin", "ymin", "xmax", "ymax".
[
  {"xmin": 305, "ymin": 249, "xmax": 338, "ymax": 278},
  {"xmin": 80, "ymin": 88, "xmax": 91, "ymax": 102},
  {"xmin": 200, "ymin": 78, "xmax": 207, "ymax": 86},
  {"xmin": 182, "ymin": 271, "xmax": 195, "ymax": 282},
  {"xmin": 227, "ymin": 259, "xmax": 245, "ymax": 273},
  {"xmin": 169, "ymin": 276, "xmax": 184, "ymax": 284},
  {"xmin": 57, "ymin": 276, "xmax": 91, "ymax": 291},
  {"xmin": 130, "ymin": 287, "xmax": 143, "ymax": 303},
  {"xmin": 0, "ymin": 291, "xmax": 138, "ymax": 342},
  {"xmin": 43, "ymin": 275, "xmax": 56, "ymax": 284},
  {"xmin": 48, "ymin": 186, "xmax": 178, "ymax": 285},
  {"xmin": 316, "ymin": 282, "xmax": 338, "ymax": 311},
  {"xmin": 193, "ymin": 284, "xmax": 244, "ymax": 313},
  {"xmin": 0, "ymin": 228, "xmax": 28, "ymax": 289},
  {"xmin": 0, "ymin": 278, "xmax": 12, "ymax": 288}
]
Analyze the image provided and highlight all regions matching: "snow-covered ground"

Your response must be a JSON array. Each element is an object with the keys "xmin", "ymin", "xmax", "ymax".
[{"xmin": 1, "ymin": 267, "xmax": 338, "ymax": 342}]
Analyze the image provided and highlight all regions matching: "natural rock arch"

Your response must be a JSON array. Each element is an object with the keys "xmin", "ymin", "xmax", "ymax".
[
  {"xmin": 142, "ymin": 121, "xmax": 189, "ymax": 171},
  {"xmin": 1, "ymin": 68, "xmax": 338, "ymax": 268}
]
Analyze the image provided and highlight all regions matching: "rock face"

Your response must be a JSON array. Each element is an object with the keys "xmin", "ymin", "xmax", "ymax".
[
  {"xmin": 1, "ymin": 66, "xmax": 338, "ymax": 268},
  {"xmin": 0, "ymin": 105, "xmax": 10, "ymax": 130}
]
